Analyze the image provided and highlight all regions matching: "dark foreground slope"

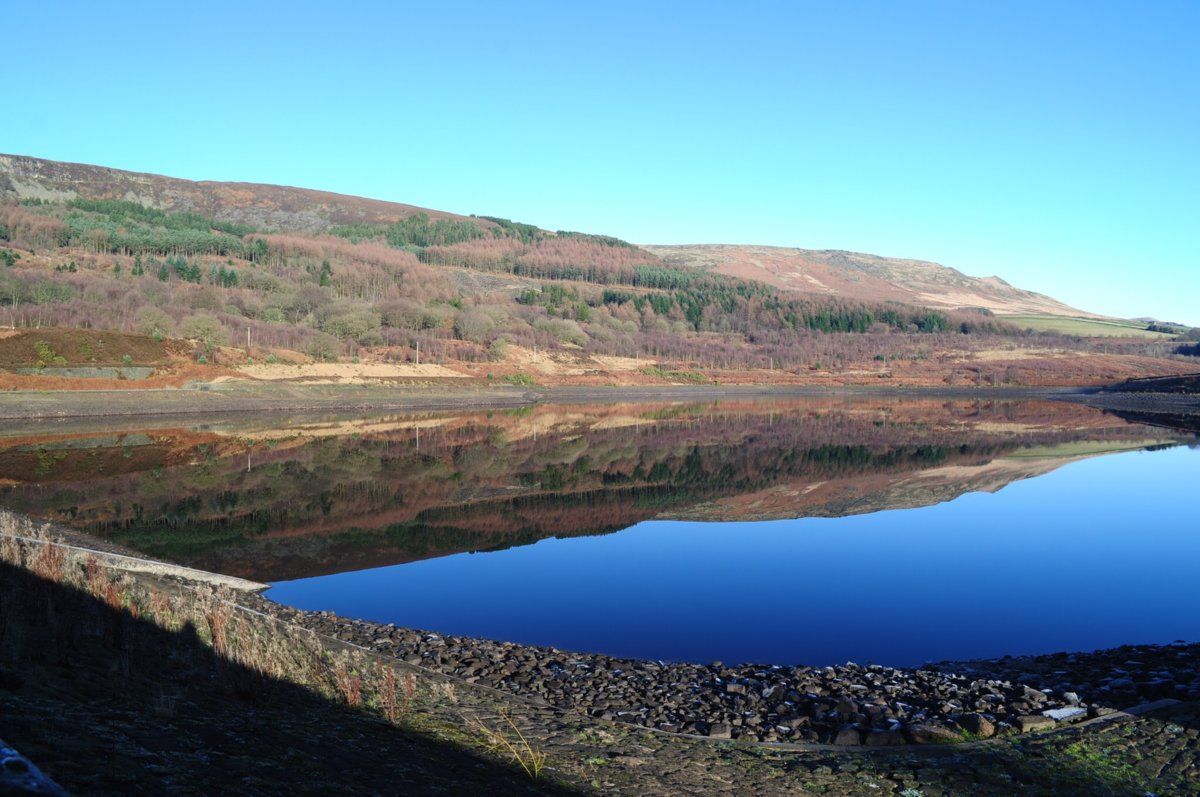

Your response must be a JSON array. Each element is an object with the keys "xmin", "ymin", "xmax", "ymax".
[{"xmin": 0, "ymin": 556, "xmax": 578, "ymax": 796}]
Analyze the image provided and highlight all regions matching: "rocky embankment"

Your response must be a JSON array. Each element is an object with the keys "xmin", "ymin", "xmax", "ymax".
[
  {"xmin": 258, "ymin": 599, "xmax": 1198, "ymax": 746},
  {"xmin": 1103, "ymin": 374, "xmax": 1200, "ymax": 395},
  {"xmin": 936, "ymin": 643, "xmax": 1200, "ymax": 709}
]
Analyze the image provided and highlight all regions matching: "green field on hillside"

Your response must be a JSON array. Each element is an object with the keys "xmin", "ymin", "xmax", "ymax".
[
  {"xmin": 1006, "ymin": 439, "xmax": 1173, "ymax": 459},
  {"xmin": 1000, "ymin": 314, "xmax": 1174, "ymax": 339}
]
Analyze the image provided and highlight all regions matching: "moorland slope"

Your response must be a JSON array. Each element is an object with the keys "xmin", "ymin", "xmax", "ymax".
[
  {"xmin": 644, "ymin": 243, "xmax": 1091, "ymax": 317},
  {"xmin": 1, "ymin": 154, "xmax": 1196, "ymax": 390}
]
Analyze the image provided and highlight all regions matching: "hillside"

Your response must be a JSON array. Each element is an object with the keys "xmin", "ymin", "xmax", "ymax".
[
  {"xmin": 0, "ymin": 154, "xmax": 1195, "ymax": 389},
  {"xmin": 0, "ymin": 154, "xmax": 1092, "ymax": 320},
  {"xmin": 643, "ymin": 244, "xmax": 1094, "ymax": 317},
  {"xmin": 0, "ymin": 153, "xmax": 486, "ymax": 234}
]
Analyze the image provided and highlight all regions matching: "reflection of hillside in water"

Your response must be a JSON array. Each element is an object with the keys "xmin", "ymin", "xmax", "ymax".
[{"xmin": 0, "ymin": 398, "xmax": 1190, "ymax": 581}]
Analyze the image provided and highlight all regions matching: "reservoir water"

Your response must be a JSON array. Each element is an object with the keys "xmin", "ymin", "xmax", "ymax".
[{"xmin": 4, "ymin": 397, "xmax": 1196, "ymax": 666}]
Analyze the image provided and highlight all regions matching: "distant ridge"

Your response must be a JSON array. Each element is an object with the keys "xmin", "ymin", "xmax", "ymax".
[{"xmin": 643, "ymin": 244, "xmax": 1096, "ymax": 318}]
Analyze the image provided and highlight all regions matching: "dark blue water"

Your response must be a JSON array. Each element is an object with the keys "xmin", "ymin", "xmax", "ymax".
[{"xmin": 269, "ymin": 445, "xmax": 1200, "ymax": 667}]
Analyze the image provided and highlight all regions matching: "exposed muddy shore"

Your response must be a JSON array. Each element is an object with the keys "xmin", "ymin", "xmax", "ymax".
[
  {"xmin": 0, "ymin": 376, "xmax": 1197, "ymax": 422},
  {"xmin": 0, "ymin": 382, "xmax": 532, "ymax": 420},
  {"xmin": 1059, "ymin": 388, "xmax": 1200, "ymax": 413},
  {"xmin": 0, "ymin": 380, "xmax": 1141, "ymax": 421}
]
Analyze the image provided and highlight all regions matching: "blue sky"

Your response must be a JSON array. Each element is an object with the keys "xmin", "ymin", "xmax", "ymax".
[{"xmin": 6, "ymin": 1, "xmax": 1197, "ymax": 322}]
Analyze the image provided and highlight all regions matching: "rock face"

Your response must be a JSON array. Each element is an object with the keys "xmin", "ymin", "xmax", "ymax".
[
  {"xmin": 960, "ymin": 712, "xmax": 996, "ymax": 738},
  {"xmin": 1015, "ymin": 715, "xmax": 1056, "ymax": 733},
  {"xmin": 706, "ymin": 723, "xmax": 733, "ymax": 740},
  {"xmin": 934, "ymin": 642, "xmax": 1200, "ymax": 714},
  {"xmin": 907, "ymin": 724, "xmax": 963, "ymax": 745},
  {"xmin": 833, "ymin": 728, "xmax": 862, "ymax": 746},
  {"xmin": 250, "ymin": 600, "xmax": 1200, "ymax": 747},
  {"xmin": 1043, "ymin": 707, "xmax": 1087, "ymax": 722}
]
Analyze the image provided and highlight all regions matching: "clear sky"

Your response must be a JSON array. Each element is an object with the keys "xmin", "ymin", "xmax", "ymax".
[{"xmin": 6, "ymin": 1, "xmax": 1197, "ymax": 322}]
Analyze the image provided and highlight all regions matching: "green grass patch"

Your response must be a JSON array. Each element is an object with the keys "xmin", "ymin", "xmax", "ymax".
[
  {"xmin": 1000, "ymin": 314, "xmax": 1174, "ymax": 339},
  {"xmin": 1050, "ymin": 741, "xmax": 1149, "ymax": 793},
  {"xmin": 639, "ymin": 366, "xmax": 710, "ymax": 383},
  {"xmin": 1006, "ymin": 439, "xmax": 1176, "ymax": 459}
]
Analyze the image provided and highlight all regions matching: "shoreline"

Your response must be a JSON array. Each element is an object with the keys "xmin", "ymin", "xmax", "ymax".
[
  {"xmin": 3, "ymin": 509, "xmax": 1199, "ymax": 795},
  {"xmin": 0, "ymin": 380, "xmax": 1145, "ymax": 419},
  {"xmin": 0, "ymin": 380, "xmax": 1195, "ymax": 426},
  {"xmin": 0, "ymin": 383, "xmax": 534, "ymax": 421},
  {"xmin": 256, "ymin": 593, "xmax": 1199, "ymax": 746}
]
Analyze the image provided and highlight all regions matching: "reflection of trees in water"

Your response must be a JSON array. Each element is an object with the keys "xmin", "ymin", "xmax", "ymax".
[{"xmin": 0, "ymin": 401, "xmax": 1184, "ymax": 579}]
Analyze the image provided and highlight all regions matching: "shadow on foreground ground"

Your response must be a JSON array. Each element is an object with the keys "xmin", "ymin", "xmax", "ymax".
[
  {"xmin": 1, "ymin": 555, "xmax": 1197, "ymax": 796},
  {"xmin": 0, "ymin": 560, "xmax": 581, "ymax": 796},
  {"xmin": 664, "ymin": 698, "xmax": 1199, "ymax": 796}
]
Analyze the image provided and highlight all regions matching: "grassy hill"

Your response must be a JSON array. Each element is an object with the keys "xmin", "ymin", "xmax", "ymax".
[
  {"xmin": 1001, "ymin": 314, "xmax": 1178, "ymax": 339},
  {"xmin": 0, "ymin": 154, "xmax": 1195, "ymax": 387}
]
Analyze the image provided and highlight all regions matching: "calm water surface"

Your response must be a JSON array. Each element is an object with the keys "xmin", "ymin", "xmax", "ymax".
[
  {"xmin": 268, "ymin": 445, "xmax": 1200, "ymax": 666},
  {"xmin": 2, "ymin": 397, "xmax": 1196, "ymax": 667}
]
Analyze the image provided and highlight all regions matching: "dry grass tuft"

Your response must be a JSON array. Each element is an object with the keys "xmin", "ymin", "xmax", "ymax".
[
  {"xmin": 465, "ymin": 708, "xmax": 548, "ymax": 780},
  {"xmin": 334, "ymin": 653, "xmax": 364, "ymax": 707},
  {"xmin": 201, "ymin": 593, "xmax": 234, "ymax": 655},
  {"xmin": 374, "ymin": 662, "xmax": 414, "ymax": 724},
  {"xmin": 30, "ymin": 541, "xmax": 67, "ymax": 581}
]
